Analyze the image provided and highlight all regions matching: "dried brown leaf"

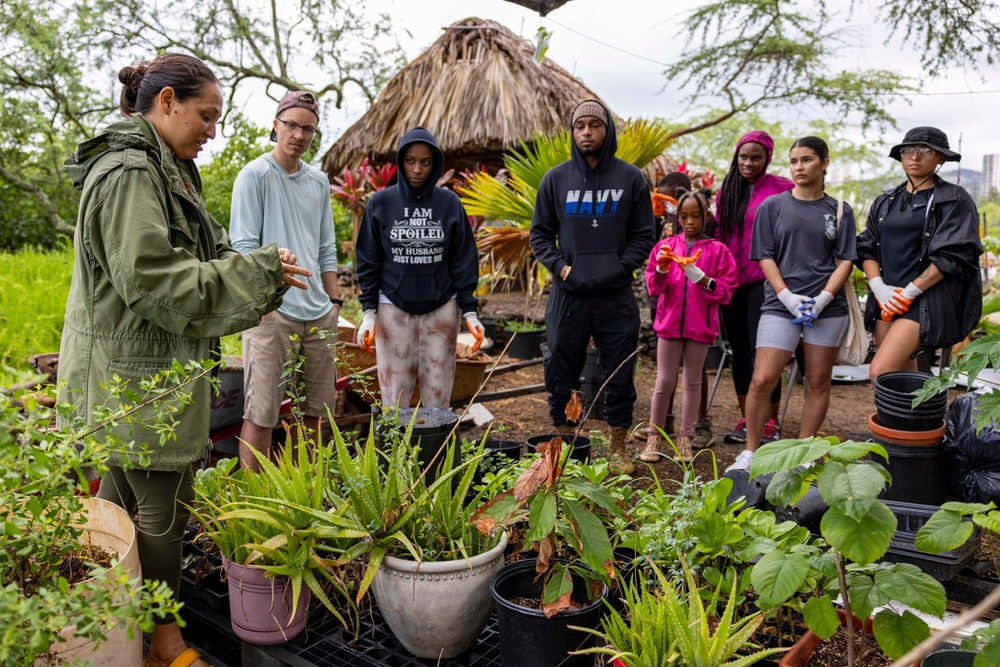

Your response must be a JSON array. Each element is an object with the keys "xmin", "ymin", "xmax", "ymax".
[
  {"xmin": 564, "ymin": 390, "xmax": 583, "ymax": 424},
  {"xmin": 514, "ymin": 455, "xmax": 552, "ymax": 501},
  {"xmin": 470, "ymin": 490, "xmax": 517, "ymax": 535},
  {"xmin": 541, "ymin": 589, "xmax": 573, "ymax": 619},
  {"xmin": 536, "ymin": 535, "xmax": 554, "ymax": 576}
]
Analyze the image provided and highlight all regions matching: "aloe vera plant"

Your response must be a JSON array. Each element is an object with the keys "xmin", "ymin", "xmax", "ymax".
[{"xmin": 573, "ymin": 558, "xmax": 786, "ymax": 667}]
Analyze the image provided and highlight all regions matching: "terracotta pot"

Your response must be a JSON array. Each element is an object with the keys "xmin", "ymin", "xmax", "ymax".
[
  {"xmin": 778, "ymin": 609, "xmax": 873, "ymax": 667},
  {"xmin": 868, "ymin": 413, "xmax": 947, "ymax": 446}
]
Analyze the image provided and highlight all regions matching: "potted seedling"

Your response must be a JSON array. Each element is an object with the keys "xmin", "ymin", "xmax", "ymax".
[
  {"xmin": 1, "ymin": 365, "xmax": 198, "ymax": 665},
  {"xmin": 476, "ymin": 435, "xmax": 627, "ymax": 667},
  {"xmin": 748, "ymin": 436, "xmax": 948, "ymax": 667}
]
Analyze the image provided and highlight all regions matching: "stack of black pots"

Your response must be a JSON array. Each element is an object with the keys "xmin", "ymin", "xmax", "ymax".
[
  {"xmin": 873, "ymin": 372, "xmax": 948, "ymax": 432},
  {"xmin": 870, "ymin": 371, "xmax": 949, "ymax": 505}
]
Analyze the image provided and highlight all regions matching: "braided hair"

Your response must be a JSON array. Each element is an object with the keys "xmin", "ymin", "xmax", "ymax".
[
  {"xmin": 716, "ymin": 157, "xmax": 752, "ymax": 243},
  {"xmin": 675, "ymin": 187, "xmax": 711, "ymax": 235}
]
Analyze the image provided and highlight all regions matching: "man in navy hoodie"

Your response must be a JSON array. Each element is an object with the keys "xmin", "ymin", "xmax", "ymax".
[{"xmin": 530, "ymin": 100, "xmax": 655, "ymax": 474}]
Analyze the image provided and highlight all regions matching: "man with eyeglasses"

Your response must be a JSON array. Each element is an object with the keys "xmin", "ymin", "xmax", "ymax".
[{"xmin": 230, "ymin": 90, "xmax": 341, "ymax": 470}]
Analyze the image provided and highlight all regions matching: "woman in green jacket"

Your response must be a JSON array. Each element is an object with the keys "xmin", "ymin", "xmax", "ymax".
[{"xmin": 59, "ymin": 53, "xmax": 310, "ymax": 667}]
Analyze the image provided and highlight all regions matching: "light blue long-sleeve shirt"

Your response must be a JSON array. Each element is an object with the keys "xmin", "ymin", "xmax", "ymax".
[{"xmin": 230, "ymin": 153, "xmax": 338, "ymax": 322}]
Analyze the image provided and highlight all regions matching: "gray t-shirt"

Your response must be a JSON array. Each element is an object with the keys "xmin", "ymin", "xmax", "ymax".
[{"xmin": 750, "ymin": 192, "xmax": 858, "ymax": 318}]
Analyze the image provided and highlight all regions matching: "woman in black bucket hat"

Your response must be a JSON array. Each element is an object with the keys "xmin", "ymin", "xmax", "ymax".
[{"xmin": 856, "ymin": 126, "xmax": 982, "ymax": 380}]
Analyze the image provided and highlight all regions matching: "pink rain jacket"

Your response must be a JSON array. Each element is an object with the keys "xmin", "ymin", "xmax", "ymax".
[
  {"xmin": 715, "ymin": 131, "xmax": 793, "ymax": 286},
  {"xmin": 646, "ymin": 235, "xmax": 738, "ymax": 343}
]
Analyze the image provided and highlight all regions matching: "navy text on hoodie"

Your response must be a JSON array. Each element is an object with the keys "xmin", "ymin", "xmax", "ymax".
[
  {"xmin": 356, "ymin": 127, "xmax": 479, "ymax": 315},
  {"xmin": 529, "ymin": 104, "xmax": 655, "ymax": 295}
]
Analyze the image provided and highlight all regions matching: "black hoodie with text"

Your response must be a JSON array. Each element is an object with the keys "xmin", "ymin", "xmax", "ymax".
[
  {"xmin": 356, "ymin": 127, "xmax": 479, "ymax": 315},
  {"xmin": 529, "ymin": 102, "xmax": 655, "ymax": 295}
]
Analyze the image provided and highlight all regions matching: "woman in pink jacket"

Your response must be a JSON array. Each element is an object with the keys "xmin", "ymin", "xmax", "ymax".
[
  {"xmin": 642, "ymin": 190, "xmax": 738, "ymax": 462},
  {"xmin": 716, "ymin": 130, "xmax": 794, "ymax": 445}
]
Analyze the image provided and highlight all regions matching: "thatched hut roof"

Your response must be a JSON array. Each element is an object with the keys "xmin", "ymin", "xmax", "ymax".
[{"xmin": 321, "ymin": 17, "xmax": 609, "ymax": 178}]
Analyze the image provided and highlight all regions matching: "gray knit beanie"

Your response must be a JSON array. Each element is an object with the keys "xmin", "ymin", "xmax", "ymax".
[{"xmin": 571, "ymin": 100, "xmax": 608, "ymax": 127}]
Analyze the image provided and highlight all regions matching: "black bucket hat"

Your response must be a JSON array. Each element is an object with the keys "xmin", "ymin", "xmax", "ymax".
[{"xmin": 889, "ymin": 126, "xmax": 961, "ymax": 162}]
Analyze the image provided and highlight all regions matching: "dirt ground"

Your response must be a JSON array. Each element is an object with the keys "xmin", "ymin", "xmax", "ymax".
[{"xmin": 460, "ymin": 290, "xmax": 877, "ymax": 486}]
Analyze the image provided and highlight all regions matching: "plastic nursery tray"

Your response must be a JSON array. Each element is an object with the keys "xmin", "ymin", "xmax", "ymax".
[{"xmin": 881, "ymin": 500, "xmax": 982, "ymax": 581}]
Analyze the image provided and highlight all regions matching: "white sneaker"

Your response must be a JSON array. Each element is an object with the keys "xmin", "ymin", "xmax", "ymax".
[{"xmin": 725, "ymin": 449, "xmax": 755, "ymax": 473}]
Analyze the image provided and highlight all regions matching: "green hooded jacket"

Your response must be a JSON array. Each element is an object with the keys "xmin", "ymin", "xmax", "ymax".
[{"xmin": 59, "ymin": 115, "xmax": 285, "ymax": 471}]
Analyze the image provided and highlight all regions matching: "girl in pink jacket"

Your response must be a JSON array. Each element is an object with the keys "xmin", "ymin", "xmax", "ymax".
[{"xmin": 642, "ymin": 190, "xmax": 738, "ymax": 462}]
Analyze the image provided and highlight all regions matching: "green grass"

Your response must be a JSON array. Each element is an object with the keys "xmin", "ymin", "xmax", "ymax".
[{"xmin": 0, "ymin": 245, "xmax": 73, "ymax": 386}]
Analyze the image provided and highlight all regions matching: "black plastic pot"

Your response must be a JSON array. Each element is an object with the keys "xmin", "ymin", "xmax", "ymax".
[
  {"xmin": 874, "ymin": 387, "xmax": 947, "ymax": 409},
  {"xmin": 484, "ymin": 439, "xmax": 523, "ymax": 461},
  {"xmin": 380, "ymin": 406, "xmax": 460, "ymax": 486},
  {"xmin": 873, "ymin": 439, "xmax": 949, "ymax": 505},
  {"xmin": 874, "ymin": 371, "xmax": 944, "ymax": 400},
  {"xmin": 503, "ymin": 328, "xmax": 546, "ymax": 360},
  {"xmin": 774, "ymin": 486, "xmax": 829, "ymax": 534},
  {"xmin": 491, "ymin": 559, "xmax": 606, "ymax": 667},
  {"xmin": 921, "ymin": 650, "xmax": 978, "ymax": 667},
  {"xmin": 525, "ymin": 434, "xmax": 591, "ymax": 463},
  {"xmin": 874, "ymin": 400, "xmax": 945, "ymax": 432}
]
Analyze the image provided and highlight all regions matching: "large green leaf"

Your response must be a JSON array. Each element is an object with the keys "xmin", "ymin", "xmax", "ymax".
[
  {"xmin": 913, "ymin": 509, "xmax": 974, "ymax": 553},
  {"xmin": 526, "ymin": 492, "xmax": 557, "ymax": 542},
  {"xmin": 816, "ymin": 461, "xmax": 885, "ymax": 521},
  {"xmin": 974, "ymin": 511, "xmax": 1000, "ymax": 535},
  {"xmin": 873, "ymin": 609, "xmax": 930, "ymax": 660},
  {"xmin": 542, "ymin": 561, "xmax": 574, "ymax": 606},
  {"xmin": 820, "ymin": 502, "xmax": 895, "ymax": 565},
  {"xmin": 874, "ymin": 564, "xmax": 946, "ymax": 617},
  {"xmin": 562, "ymin": 498, "xmax": 614, "ymax": 579},
  {"xmin": 562, "ymin": 478, "xmax": 622, "ymax": 517},
  {"xmin": 827, "ymin": 440, "xmax": 884, "ymax": 462},
  {"xmin": 764, "ymin": 468, "xmax": 810, "ymax": 507},
  {"xmin": 802, "ymin": 595, "xmax": 841, "ymax": 640},
  {"xmin": 846, "ymin": 572, "xmax": 888, "ymax": 623},
  {"xmin": 751, "ymin": 438, "xmax": 833, "ymax": 476},
  {"xmin": 940, "ymin": 501, "xmax": 996, "ymax": 514},
  {"xmin": 751, "ymin": 550, "xmax": 810, "ymax": 609}
]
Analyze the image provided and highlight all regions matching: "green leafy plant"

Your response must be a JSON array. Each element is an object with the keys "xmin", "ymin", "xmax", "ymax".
[
  {"xmin": 0, "ymin": 363, "xmax": 212, "ymax": 665},
  {"xmin": 917, "ymin": 334, "xmax": 1000, "ymax": 431},
  {"xmin": 472, "ymin": 436, "xmax": 627, "ymax": 617},
  {"xmin": 749, "ymin": 436, "xmax": 948, "ymax": 666},
  {"xmin": 574, "ymin": 558, "xmax": 786, "ymax": 667}
]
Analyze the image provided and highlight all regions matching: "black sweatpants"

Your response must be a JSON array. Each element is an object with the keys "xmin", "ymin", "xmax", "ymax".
[
  {"xmin": 720, "ymin": 281, "xmax": 781, "ymax": 403},
  {"xmin": 544, "ymin": 285, "xmax": 640, "ymax": 428}
]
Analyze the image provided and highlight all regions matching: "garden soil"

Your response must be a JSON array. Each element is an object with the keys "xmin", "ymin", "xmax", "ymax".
[{"xmin": 466, "ymin": 289, "xmax": 880, "ymax": 487}]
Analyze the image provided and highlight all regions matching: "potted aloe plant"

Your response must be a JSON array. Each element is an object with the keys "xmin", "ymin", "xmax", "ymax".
[
  {"xmin": 574, "ymin": 558, "xmax": 787, "ymax": 667},
  {"xmin": 192, "ymin": 435, "xmax": 355, "ymax": 645}
]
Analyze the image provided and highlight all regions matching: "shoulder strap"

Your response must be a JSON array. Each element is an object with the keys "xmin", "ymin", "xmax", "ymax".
[{"xmin": 836, "ymin": 198, "xmax": 844, "ymax": 230}]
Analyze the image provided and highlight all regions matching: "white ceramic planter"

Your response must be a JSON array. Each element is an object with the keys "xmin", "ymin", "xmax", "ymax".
[{"xmin": 372, "ymin": 532, "xmax": 507, "ymax": 659}]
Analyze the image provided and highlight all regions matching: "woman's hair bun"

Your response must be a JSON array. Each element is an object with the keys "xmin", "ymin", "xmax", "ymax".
[{"xmin": 118, "ymin": 63, "xmax": 147, "ymax": 91}]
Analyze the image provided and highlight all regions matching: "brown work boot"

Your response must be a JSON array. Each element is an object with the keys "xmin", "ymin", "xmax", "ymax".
[
  {"xmin": 692, "ymin": 417, "xmax": 715, "ymax": 449},
  {"xmin": 675, "ymin": 435, "xmax": 695, "ymax": 462},
  {"xmin": 608, "ymin": 426, "xmax": 635, "ymax": 475},
  {"xmin": 640, "ymin": 430, "xmax": 665, "ymax": 462}
]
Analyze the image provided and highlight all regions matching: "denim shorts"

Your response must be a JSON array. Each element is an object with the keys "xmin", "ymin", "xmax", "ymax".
[{"xmin": 756, "ymin": 312, "xmax": 849, "ymax": 352}]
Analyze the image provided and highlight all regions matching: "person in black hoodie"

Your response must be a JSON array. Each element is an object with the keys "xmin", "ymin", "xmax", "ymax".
[
  {"xmin": 355, "ymin": 127, "xmax": 483, "ymax": 409},
  {"xmin": 530, "ymin": 100, "xmax": 656, "ymax": 474}
]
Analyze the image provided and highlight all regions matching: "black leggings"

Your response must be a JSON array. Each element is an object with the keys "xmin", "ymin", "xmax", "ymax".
[{"xmin": 721, "ymin": 282, "xmax": 781, "ymax": 404}]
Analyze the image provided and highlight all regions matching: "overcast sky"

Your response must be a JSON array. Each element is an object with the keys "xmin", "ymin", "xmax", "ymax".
[{"xmin": 232, "ymin": 0, "xmax": 1000, "ymax": 176}]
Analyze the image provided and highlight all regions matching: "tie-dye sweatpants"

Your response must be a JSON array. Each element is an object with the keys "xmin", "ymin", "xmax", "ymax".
[{"xmin": 375, "ymin": 299, "xmax": 459, "ymax": 409}]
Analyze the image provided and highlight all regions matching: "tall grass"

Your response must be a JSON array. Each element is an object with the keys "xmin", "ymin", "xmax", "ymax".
[{"xmin": 0, "ymin": 245, "xmax": 73, "ymax": 386}]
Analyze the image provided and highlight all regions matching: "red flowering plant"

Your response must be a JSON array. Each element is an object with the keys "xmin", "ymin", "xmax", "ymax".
[{"xmin": 330, "ymin": 157, "xmax": 397, "ymax": 215}]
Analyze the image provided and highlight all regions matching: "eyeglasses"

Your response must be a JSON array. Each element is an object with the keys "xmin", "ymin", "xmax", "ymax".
[
  {"xmin": 899, "ymin": 147, "xmax": 937, "ymax": 159},
  {"xmin": 277, "ymin": 119, "xmax": 318, "ymax": 136}
]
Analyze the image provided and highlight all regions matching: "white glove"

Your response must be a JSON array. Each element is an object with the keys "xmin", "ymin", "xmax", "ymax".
[
  {"xmin": 810, "ymin": 290, "xmax": 835, "ymax": 318},
  {"xmin": 867, "ymin": 276, "xmax": 900, "ymax": 310},
  {"xmin": 357, "ymin": 309, "xmax": 376, "ymax": 351},
  {"xmin": 463, "ymin": 312, "xmax": 484, "ymax": 352},
  {"xmin": 682, "ymin": 263, "xmax": 706, "ymax": 284},
  {"xmin": 900, "ymin": 281, "xmax": 923, "ymax": 300},
  {"xmin": 777, "ymin": 288, "xmax": 814, "ymax": 319}
]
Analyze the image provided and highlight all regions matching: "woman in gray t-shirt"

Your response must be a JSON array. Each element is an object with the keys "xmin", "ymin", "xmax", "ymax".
[{"xmin": 725, "ymin": 137, "xmax": 858, "ymax": 473}]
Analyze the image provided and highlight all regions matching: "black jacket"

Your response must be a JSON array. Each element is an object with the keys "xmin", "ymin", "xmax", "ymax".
[
  {"xmin": 856, "ymin": 177, "xmax": 982, "ymax": 348},
  {"xmin": 356, "ymin": 127, "xmax": 479, "ymax": 315},
  {"xmin": 529, "ymin": 102, "xmax": 655, "ymax": 296}
]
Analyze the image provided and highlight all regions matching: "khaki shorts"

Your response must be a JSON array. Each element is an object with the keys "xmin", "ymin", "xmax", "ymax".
[{"xmin": 242, "ymin": 308, "xmax": 340, "ymax": 427}]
